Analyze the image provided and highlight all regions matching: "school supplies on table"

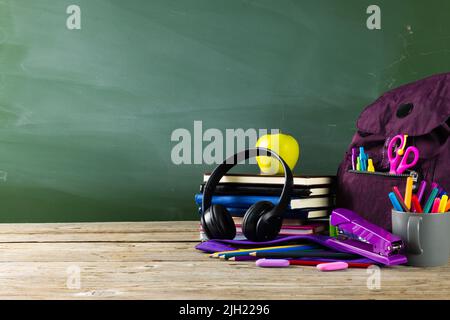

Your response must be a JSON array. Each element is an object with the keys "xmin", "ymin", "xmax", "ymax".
[
  {"xmin": 197, "ymin": 208, "xmax": 407, "ymax": 266},
  {"xmin": 198, "ymin": 169, "xmax": 336, "ymax": 241},
  {"xmin": 388, "ymin": 134, "xmax": 420, "ymax": 175}
]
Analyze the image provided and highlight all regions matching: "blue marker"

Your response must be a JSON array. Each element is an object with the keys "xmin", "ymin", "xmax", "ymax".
[
  {"xmin": 359, "ymin": 147, "xmax": 367, "ymax": 171},
  {"xmin": 389, "ymin": 192, "xmax": 404, "ymax": 212}
]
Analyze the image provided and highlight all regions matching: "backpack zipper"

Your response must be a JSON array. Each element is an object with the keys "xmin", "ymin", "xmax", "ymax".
[{"xmin": 348, "ymin": 169, "xmax": 419, "ymax": 183}]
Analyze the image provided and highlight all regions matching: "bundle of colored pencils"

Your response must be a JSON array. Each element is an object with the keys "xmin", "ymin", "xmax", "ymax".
[
  {"xmin": 208, "ymin": 243, "xmax": 374, "ymax": 268},
  {"xmin": 389, "ymin": 179, "xmax": 449, "ymax": 214}
]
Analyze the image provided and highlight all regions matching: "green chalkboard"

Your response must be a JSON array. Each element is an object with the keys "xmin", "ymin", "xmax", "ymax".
[{"xmin": 0, "ymin": 0, "xmax": 449, "ymax": 222}]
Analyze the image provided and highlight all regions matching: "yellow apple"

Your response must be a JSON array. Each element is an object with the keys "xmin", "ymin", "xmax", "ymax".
[{"xmin": 255, "ymin": 133, "xmax": 300, "ymax": 174}]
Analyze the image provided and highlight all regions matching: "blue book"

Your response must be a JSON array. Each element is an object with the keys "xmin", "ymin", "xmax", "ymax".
[{"xmin": 194, "ymin": 193, "xmax": 332, "ymax": 210}]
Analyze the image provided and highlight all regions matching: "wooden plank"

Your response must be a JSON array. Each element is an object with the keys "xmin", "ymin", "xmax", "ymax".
[
  {"xmin": 0, "ymin": 221, "xmax": 449, "ymax": 299},
  {"xmin": 0, "ymin": 221, "xmax": 199, "ymax": 243},
  {"xmin": 0, "ymin": 259, "xmax": 449, "ymax": 299}
]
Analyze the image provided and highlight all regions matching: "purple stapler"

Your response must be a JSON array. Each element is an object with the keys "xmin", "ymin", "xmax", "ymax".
[{"xmin": 327, "ymin": 208, "xmax": 407, "ymax": 266}]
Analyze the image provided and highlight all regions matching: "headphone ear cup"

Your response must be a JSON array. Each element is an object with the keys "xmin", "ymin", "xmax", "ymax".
[
  {"xmin": 202, "ymin": 204, "xmax": 236, "ymax": 240},
  {"xmin": 242, "ymin": 201, "xmax": 275, "ymax": 241}
]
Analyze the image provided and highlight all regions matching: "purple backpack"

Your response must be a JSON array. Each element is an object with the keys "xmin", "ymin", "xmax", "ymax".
[{"xmin": 337, "ymin": 73, "xmax": 450, "ymax": 230}]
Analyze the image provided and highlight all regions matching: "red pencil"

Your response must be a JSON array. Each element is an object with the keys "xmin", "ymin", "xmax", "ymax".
[{"xmin": 289, "ymin": 259, "xmax": 374, "ymax": 268}]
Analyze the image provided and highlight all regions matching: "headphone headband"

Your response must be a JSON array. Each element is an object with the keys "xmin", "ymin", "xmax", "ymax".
[{"xmin": 202, "ymin": 148, "xmax": 294, "ymax": 218}]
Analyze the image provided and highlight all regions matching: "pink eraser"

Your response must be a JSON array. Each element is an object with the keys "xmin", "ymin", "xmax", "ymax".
[
  {"xmin": 316, "ymin": 261, "xmax": 349, "ymax": 271},
  {"xmin": 255, "ymin": 259, "xmax": 290, "ymax": 268}
]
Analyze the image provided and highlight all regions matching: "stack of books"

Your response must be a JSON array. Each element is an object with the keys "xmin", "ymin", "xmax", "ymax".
[{"xmin": 196, "ymin": 173, "xmax": 336, "ymax": 240}]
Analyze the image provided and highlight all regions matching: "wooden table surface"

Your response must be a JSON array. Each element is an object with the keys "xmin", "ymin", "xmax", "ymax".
[{"xmin": 0, "ymin": 221, "xmax": 448, "ymax": 299}]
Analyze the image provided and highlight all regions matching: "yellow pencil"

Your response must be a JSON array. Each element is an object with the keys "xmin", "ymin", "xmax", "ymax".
[
  {"xmin": 404, "ymin": 177, "xmax": 413, "ymax": 210},
  {"xmin": 209, "ymin": 244, "xmax": 309, "ymax": 258},
  {"xmin": 439, "ymin": 195, "xmax": 448, "ymax": 213}
]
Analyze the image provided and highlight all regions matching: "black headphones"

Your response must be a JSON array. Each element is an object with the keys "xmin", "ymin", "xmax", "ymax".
[{"xmin": 201, "ymin": 148, "xmax": 293, "ymax": 242}]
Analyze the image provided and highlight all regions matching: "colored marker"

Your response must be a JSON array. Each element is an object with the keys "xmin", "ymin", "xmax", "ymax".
[
  {"xmin": 423, "ymin": 188, "xmax": 439, "ymax": 214},
  {"xmin": 404, "ymin": 177, "xmax": 413, "ymax": 210},
  {"xmin": 392, "ymin": 187, "xmax": 409, "ymax": 212},
  {"xmin": 356, "ymin": 157, "xmax": 361, "ymax": 171},
  {"xmin": 367, "ymin": 159, "xmax": 375, "ymax": 172},
  {"xmin": 411, "ymin": 195, "xmax": 423, "ymax": 213},
  {"xmin": 351, "ymin": 148, "xmax": 356, "ymax": 170},
  {"xmin": 431, "ymin": 198, "xmax": 441, "ymax": 214},
  {"xmin": 417, "ymin": 181, "xmax": 427, "ymax": 203},
  {"xmin": 438, "ymin": 195, "xmax": 448, "ymax": 213},
  {"xmin": 389, "ymin": 192, "xmax": 404, "ymax": 212},
  {"xmin": 359, "ymin": 147, "xmax": 367, "ymax": 171},
  {"xmin": 446, "ymin": 201, "xmax": 450, "ymax": 213}
]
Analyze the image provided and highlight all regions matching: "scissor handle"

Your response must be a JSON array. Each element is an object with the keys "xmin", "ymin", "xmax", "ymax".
[
  {"xmin": 396, "ymin": 146, "xmax": 419, "ymax": 174},
  {"xmin": 387, "ymin": 135, "xmax": 406, "ymax": 162}
]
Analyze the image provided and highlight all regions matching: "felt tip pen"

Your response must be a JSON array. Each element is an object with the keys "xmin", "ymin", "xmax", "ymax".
[
  {"xmin": 411, "ymin": 195, "xmax": 423, "ymax": 213},
  {"xmin": 431, "ymin": 198, "xmax": 441, "ymax": 214},
  {"xmin": 417, "ymin": 181, "xmax": 427, "ymax": 203},
  {"xmin": 389, "ymin": 192, "xmax": 404, "ymax": 212},
  {"xmin": 359, "ymin": 147, "xmax": 367, "ymax": 171},
  {"xmin": 351, "ymin": 148, "xmax": 356, "ymax": 170},
  {"xmin": 367, "ymin": 159, "xmax": 375, "ymax": 172},
  {"xmin": 438, "ymin": 195, "xmax": 448, "ymax": 213},
  {"xmin": 423, "ymin": 188, "xmax": 439, "ymax": 213},
  {"xmin": 392, "ymin": 187, "xmax": 409, "ymax": 212},
  {"xmin": 404, "ymin": 177, "xmax": 414, "ymax": 210}
]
